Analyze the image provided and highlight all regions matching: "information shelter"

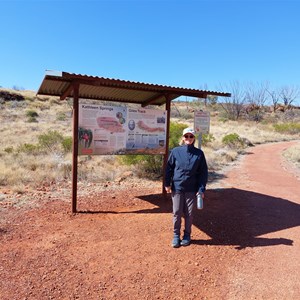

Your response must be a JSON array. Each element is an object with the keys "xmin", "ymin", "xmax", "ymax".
[{"xmin": 37, "ymin": 71, "xmax": 231, "ymax": 213}]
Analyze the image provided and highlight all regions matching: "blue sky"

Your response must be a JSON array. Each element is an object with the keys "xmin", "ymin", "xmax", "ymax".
[{"xmin": 1, "ymin": 0, "xmax": 300, "ymax": 97}]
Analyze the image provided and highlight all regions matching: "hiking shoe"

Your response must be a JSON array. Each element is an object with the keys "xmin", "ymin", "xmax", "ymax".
[
  {"xmin": 171, "ymin": 236, "xmax": 181, "ymax": 248},
  {"xmin": 180, "ymin": 235, "xmax": 191, "ymax": 246}
]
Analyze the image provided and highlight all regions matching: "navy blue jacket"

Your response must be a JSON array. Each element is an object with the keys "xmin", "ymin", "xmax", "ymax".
[{"xmin": 165, "ymin": 144, "xmax": 208, "ymax": 194}]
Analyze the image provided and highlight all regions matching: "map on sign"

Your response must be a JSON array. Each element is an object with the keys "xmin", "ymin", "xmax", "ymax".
[{"xmin": 194, "ymin": 111, "xmax": 210, "ymax": 134}]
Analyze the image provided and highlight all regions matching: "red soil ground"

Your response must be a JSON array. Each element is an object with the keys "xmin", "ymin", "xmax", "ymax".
[{"xmin": 1, "ymin": 141, "xmax": 300, "ymax": 299}]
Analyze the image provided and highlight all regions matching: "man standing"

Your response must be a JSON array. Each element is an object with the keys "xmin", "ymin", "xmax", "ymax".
[{"xmin": 165, "ymin": 128, "xmax": 208, "ymax": 248}]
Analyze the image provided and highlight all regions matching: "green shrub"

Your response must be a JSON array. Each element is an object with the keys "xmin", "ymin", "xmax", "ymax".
[
  {"xmin": 17, "ymin": 143, "xmax": 40, "ymax": 154},
  {"xmin": 218, "ymin": 116, "xmax": 229, "ymax": 123},
  {"xmin": 62, "ymin": 137, "xmax": 73, "ymax": 153},
  {"xmin": 25, "ymin": 110, "xmax": 39, "ymax": 122},
  {"xmin": 119, "ymin": 155, "xmax": 144, "ymax": 166},
  {"xmin": 38, "ymin": 130, "xmax": 64, "ymax": 153},
  {"xmin": 27, "ymin": 116, "xmax": 38, "ymax": 123},
  {"xmin": 16, "ymin": 132, "xmax": 71, "ymax": 155},
  {"xmin": 222, "ymin": 133, "xmax": 245, "ymax": 149},
  {"xmin": 273, "ymin": 123, "xmax": 300, "ymax": 135},
  {"xmin": 201, "ymin": 133, "xmax": 215, "ymax": 146},
  {"xmin": 56, "ymin": 111, "xmax": 67, "ymax": 121},
  {"xmin": 26, "ymin": 110, "xmax": 39, "ymax": 118},
  {"xmin": 120, "ymin": 154, "xmax": 163, "ymax": 178},
  {"xmin": 4, "ymin": 146, "xmax": 14, "ymax": 153}
]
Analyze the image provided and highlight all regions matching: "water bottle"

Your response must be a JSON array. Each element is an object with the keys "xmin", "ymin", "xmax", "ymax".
[{"xmin": 197, "ymin": 193, "xmax": 203, "ymax": 210}]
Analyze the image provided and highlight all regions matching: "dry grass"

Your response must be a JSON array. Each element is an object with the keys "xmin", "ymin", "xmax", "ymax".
[
  {"xmin": 1, "ymin": 88, "xmax": 299, "ymax": 191},
  {"xmin": 283, "ymin": 144, "xmax": 300, "ymax": 169},
  {"xmin": 210, "ymin": 119, "xmax": 294, "ymax": 144},
  {"xmin": 170, "ymin": 104, "xmax": 299, "ymax": 173}
]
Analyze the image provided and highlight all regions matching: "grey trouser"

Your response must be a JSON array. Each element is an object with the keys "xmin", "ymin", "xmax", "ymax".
[{"xmin": 172, "ymin": 192, "xmax": 196, "ymax": 237}]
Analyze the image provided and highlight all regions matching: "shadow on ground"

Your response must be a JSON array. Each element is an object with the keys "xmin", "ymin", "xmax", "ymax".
[{"xmin": 136, "ymin": 188, "xmax": 299, "ymax": 250}]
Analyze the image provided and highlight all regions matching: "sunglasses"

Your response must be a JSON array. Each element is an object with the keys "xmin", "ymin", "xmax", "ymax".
[{"xmin": 184, "ymin": 135, "xmax": 195, "ymax": 139}]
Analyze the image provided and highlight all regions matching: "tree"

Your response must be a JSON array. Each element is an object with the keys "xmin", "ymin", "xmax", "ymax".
[
  {"xmin": 266, "ymin": 88, "xmax": 280, "ymax": 113},
  {"xmin": 198, "ymin": 83, "xmax": 209, "ymax": 106},
  {"xmin": 279, "ymin": 85, "xmax": 300, "ymax": 107},
  {"xmin": 218, "ymin": 81, "xmax": 246, "ymax": 120},
  {"xmin": 244, "ymin": 81, "xmax": 269, "ymax": 121},
  {"xmin": 207, "ymin": 95, "xmax": 218, "ymax": 106}
]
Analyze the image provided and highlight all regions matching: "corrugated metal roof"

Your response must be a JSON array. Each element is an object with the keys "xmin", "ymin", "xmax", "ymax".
[{"xmin": 37, "ymin": 71, "xmax": 231, "ymax": 106}]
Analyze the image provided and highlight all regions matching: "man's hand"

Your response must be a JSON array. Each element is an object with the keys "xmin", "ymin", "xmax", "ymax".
[
  {"xmin": 196, "ymin": 192, "xmax": 205, "ymax": 199},
  {"xmin": 165, "ymin": 186, "xmax": 172, "ymax": 193}
]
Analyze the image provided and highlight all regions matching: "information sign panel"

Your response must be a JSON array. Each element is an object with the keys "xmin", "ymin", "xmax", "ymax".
[
  {"xmin": 78, "ymin": 104, "xmax": 166, "ymax": 155},
  {"xmin": 194, "ymin": 111, "xmax": 210, "ymax": 134}
]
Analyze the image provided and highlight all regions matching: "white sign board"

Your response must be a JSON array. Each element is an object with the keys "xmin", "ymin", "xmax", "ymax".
[
  {"xmin": 194, "ymin": 111, "xmax": 210, "ymax": 134},
  {"xmin": 126, "ymin": 107, "xmax": 167, "ymax": 154},
  {"xmin": 78, "ymin": 104, "xmax": 167, "ymax": 155}
]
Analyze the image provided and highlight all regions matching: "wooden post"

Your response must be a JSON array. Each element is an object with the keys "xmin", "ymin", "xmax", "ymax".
[
  {"xmin": 198, "ymin": 133, "xmax": 202, "ymax": 149},
  {"xmin": 72, "ymin": 83, "xmax": 79, "ymax": 213},
  {"xmin": 162, "ymin": 95, "xmax": 171, "ymax": 198}
]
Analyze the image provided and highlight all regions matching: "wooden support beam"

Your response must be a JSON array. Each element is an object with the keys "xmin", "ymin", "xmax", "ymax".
[
  {"xmin": 72, "ymin": 83, "xmax": 79, "ymax": 213},
  {"xmin": 141, "ymin": 93, "xmax": 167, "ymax": 107},
  {"xmin": 60, "ymin": 83, "xmax": 74, "ymax": 100},
  {"xmin": 162, "ymin": 95, "xmax": 172, "ymax": 198}
]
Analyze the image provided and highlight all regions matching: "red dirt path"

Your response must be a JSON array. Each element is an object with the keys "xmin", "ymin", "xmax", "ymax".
[{"xmin": 1, "ymin": 141, "xmax": 300, "ymax": 299}]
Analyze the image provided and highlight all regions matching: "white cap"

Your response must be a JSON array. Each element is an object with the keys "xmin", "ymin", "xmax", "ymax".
[{"xmin": 182, "ymin": 128, "xmax": 195, "ymax": 136}]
